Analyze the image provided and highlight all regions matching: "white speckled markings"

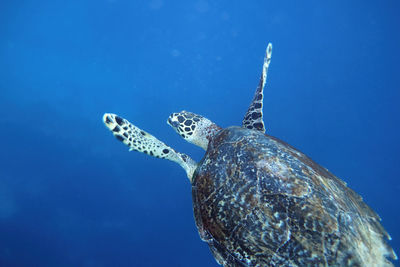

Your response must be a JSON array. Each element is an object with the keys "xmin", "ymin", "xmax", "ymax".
[
  {"xmin": 242, "ymin": 43, "xmax": 273, "ymax": 133},
  {"xmin": 103, "ymin": 113, "xmax": 197, "ymax": 181}
]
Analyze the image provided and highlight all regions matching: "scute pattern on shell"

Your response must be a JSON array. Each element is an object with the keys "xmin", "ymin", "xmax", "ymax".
[{"xmin": 192, "ymin": 126, "xmax": 394, "ymax": 266}]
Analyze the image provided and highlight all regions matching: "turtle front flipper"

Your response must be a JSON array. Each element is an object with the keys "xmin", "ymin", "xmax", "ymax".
[
  {"xmin": 103, "ymin": 113, "xmax": 197, "ymax": 181},
  {"xmin": 242, "ymin": 43, "xmax": 272, "ymax": 133}
]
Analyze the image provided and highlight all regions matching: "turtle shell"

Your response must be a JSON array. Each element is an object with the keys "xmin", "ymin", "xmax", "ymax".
[{"xmin": 191, "ymin": 126, "xmax": 394, "ymax": 266}]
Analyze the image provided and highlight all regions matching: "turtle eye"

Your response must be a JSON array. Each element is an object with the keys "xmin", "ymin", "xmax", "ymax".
[{"xmin": 172, "ymin": 120, "xmax": 180, "ymax": 128}]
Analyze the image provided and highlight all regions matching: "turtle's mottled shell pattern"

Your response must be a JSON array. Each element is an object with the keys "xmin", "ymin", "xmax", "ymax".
[{"xmin": 192, "ymin": 127, "xmax": 392, "ymax": 266}]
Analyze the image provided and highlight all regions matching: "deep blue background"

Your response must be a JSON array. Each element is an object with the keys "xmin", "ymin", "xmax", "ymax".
[{"xmin": 0, "ymin": 1, "xmax": 399, "ymax": 266}]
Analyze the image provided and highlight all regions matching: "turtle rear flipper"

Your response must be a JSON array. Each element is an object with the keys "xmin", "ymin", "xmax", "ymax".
[
  {"xmin": 242, "ymin": 43, "xmax": 272, "ymax": 133},
  {"xmin": 103, "ymin": 113, "xmax": 197, "ymax": 181}
]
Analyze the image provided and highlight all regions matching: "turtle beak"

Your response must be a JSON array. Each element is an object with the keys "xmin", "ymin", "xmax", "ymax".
[
  {"xmin": 167, "ymin": 117, "xmax": 178, "ymax": 128},
  {"xmin": 167, "ymin": 116, "xmax": 181, "ymax": 134}
]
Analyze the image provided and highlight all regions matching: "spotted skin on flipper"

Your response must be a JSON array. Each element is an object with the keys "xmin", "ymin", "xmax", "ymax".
[
  {"xmin": 242, "ymin": 43, "xmax": 272, "ymax": 133},
  {"xmin": 103, "ymin": 113, "xmax": 197, "ymax": 180}
]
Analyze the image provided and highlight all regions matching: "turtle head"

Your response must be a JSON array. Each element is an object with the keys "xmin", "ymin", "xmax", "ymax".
[{"xmin": 167, "ymin": 111, "xmax": 222, "ymax": 150}]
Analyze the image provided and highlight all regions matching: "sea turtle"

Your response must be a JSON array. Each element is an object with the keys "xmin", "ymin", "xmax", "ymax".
[{"xmin": 102, "ymin": 44, "xmax": 396, "ymax": 266}]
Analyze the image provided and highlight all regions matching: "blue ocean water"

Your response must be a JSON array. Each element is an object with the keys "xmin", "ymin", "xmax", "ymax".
[{"xmin": 0, "ymin": 0, "xmax": 399, "ymax": 266}]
